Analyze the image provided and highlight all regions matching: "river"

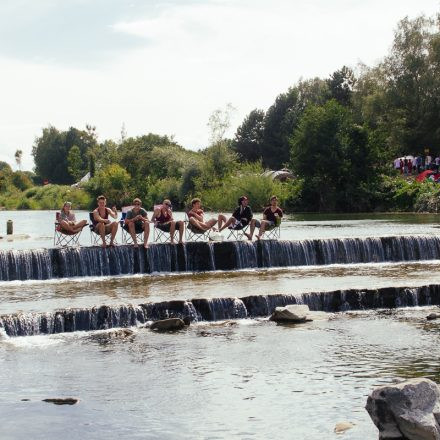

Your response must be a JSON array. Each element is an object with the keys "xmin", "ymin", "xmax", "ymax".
[{"xmin": 1, "ymin": 211, "xmax": 440, "ymax": 439}]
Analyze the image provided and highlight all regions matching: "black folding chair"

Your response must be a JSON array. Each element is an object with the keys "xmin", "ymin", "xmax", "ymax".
[
  {"xmin": 153, "ymin": 222, "xmax": 178, "ymax": 243},
  {"xmin": 185, "ymin": 213, "xmax": 211, "ymax": 242},
  {"xmin": 89, "ymin": 212, "xmax": 116, "ymax": 246},
  {"xmin": 120, "ymin": 210, "xmax": 144, "ymax": 245},
  {"xmin": 226, "ymin": 223, "xmax": 249, "ymax": 241}
]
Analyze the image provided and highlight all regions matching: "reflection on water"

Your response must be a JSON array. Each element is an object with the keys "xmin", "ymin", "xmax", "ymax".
[
  {"xmin": 1, "ymin": 309, "xmax": 440, "ymax": 439},
  {"xmin": 2, "ymin": 261, "xmax": 440, "ymax": 314}
]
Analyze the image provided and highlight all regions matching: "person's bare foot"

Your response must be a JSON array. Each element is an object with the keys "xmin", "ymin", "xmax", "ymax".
[
  {"xmin": 178, "ymin": 240, "xmax": 183, "ymax": 244},
  {"xmin": 256, "ymin": 235, "xmax": 262, "ymax": 240},
  {"xmin": 143, "ymin": 243, "xmax": 149, "ymax": 249},
  {"xmin": 245, "ymin": 233, "xmax": 252, "ymax": 240},
  {"xmin": 133, "ymin": 243, "xmax": 139, "ymax": 248},
  {"xmin": 101, "ymin": 243, "xmax": 107, "ymax": 248}
]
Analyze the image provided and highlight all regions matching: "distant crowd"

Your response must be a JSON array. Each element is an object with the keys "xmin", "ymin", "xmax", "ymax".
[{"xmin": 394, "ymin": 154, "xmax": 440, "ymax": 175}]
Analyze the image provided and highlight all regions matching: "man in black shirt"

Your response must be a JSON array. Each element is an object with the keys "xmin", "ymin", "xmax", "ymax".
[{"xmin": 218, "ymin": 196, "xmax": 253, "ymax": 233}]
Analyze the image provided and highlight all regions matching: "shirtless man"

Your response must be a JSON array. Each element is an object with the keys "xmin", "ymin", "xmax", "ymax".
[
  {"xmin": 187, "ymin": 198, "xmax": 222, "ymax": 232},
  {"xmin": 92, "ymin": 195, "xmax": 118, "ymax": 247}
]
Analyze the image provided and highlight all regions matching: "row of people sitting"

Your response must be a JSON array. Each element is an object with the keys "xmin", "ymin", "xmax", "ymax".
[{"xmin": 57, "ymin": 194, "xmax": 283, "ymax": 248}]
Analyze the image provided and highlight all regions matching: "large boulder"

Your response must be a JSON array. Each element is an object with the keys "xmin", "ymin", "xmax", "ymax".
[
  {"xmin": 269, "ymin": 305, "xmax": 312, "ymax": 323},
  {"xmin": 366, "ymin": 378, "xmax": 440, "ymax": 439},
  {"xmin": 150, "ymin": 318, "xmax": 186, "ymax": 332}
]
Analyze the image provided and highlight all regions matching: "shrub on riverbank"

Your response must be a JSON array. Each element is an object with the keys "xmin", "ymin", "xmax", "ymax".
[
  {"xmin": 0, "ymin": 184, "xmax": 92, "ymax": 210},
  {"xmin": 375, "ymin": 176, "xmax": 440, "ymax": 212}
]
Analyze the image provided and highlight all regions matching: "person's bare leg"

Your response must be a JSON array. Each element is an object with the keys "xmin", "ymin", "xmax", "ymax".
[
  {"xmin": 207, "ymin": 219, "xmax": 217, "ymax": 229},
  {"xmin": 177, "ymin": 221, "xmax": 184, "ymax": 243},
  {"xmin": 72, "ymin": 220, "xmax": 87, "ymax": 233},
  {"xmin": 219, "ymin": 217, "xmax": 235, "ymax": 232},
  {"xmin": 217, "ymin": 214, "xmax": 227, "ymax": 230},
  {"xmin": 169, "ymin": 221, "xmax": 176, "ymax": 244},
  {"xmin": 256, "ymin": 220, "xmax": 267, "ymax": 239},
  {"xmin": 190, "ymin": 218, "xmax": 207, "ymax": 231},
  {"xmin": 60, "ymin": 220, "xmax": 75, "ymax": 233},
  {"xmin": 246, "ymin": 219, "xmax": 256, "ymax": 240},
  {"xmin": 110, "ymin": 222, "xmax": 118, "ymax": 246},
  {"xmin": 128, "ymin": 223, "xmax": 138, "ymax": 247},
  {"xmin": 143, "ymin": 222, "xmax": 150, "ymax": 248},
  {"xmin": 98, "ymin": 223, "xmax": 106, "ymax": 247}
]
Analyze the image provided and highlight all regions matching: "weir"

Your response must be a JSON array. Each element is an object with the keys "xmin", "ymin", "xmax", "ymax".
[
  {"xmin": 1, "ymin": 284, "xmax": 440, "ymax": 337},
  {"xmin": 1, "ymin": 235, "xmax": 440, "ymax": 281}
]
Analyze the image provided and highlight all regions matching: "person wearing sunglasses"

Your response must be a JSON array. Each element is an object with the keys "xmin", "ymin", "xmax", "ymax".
[
  {"xmin": 124, "ymin": 198, "xmax": 150, "ymax": 248},
  {"xmin": 152, "ymin": 199, "xmax": 184, "ymax": 244}
]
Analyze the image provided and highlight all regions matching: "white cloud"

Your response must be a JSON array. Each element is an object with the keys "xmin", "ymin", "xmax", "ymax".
[{"xmin": 0, "ymin": 0, "xmax": 439, "ymax": 170}]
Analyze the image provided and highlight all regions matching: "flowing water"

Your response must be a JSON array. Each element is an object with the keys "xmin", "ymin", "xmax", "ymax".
[{"xmin": 2, "ymin": 212, "xmax": 440, "ymax": 439}]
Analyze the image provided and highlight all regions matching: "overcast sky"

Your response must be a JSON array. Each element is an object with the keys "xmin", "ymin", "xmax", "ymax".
[{"xmin": 0, "ymin": 0, "xmax": 439, "ymax": 171}]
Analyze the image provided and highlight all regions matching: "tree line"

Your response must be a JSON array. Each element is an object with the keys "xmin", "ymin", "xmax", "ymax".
[{"xmin": 21, "ymin": 12, "xmax": 440, "ymax": 212}]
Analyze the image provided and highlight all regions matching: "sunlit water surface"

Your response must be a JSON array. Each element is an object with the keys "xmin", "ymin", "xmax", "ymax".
[
  {"xmin": 2, "ymin": 212, "xmax": 440, "ymax": 439},
  {"xmin": 2, "ymin": 308, "xmax": 440, "ymax": 440}
]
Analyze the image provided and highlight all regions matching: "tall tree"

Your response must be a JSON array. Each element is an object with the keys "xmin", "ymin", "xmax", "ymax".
[
  {"xmin": 32, "ymin": 126, "xmax": 96, "ymax": 184},
  {"xmin": 327, "ymin": 66, "xmax": 356, "ymax": 106},
  {"xmin": 261, "ymin": 78, "xmax": 330, "ymax": 169},
  {"xmin": 291, "ymin": 100, "xmax": 379, "ymax": 212},
  {"xmin": 67, "ymin": 145, "xmax": 83, "ymax": 182},
  {"xmin": 232, "ymin": 109, "xmax": 265, "ymax": 162}
]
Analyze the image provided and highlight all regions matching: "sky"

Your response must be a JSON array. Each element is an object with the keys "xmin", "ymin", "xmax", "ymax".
[{"xmin": 0, "ymin": 0, "xmax": 439, "ymax": 171}]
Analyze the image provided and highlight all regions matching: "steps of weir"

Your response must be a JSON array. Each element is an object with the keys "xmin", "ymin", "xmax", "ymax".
[
  {"xmin": 2, "ymin": 284, "xmax": 440, "ymax": 337},
  {"xmin": 2, "ymin": 235, "xmax": 440, "ymax": 281}
]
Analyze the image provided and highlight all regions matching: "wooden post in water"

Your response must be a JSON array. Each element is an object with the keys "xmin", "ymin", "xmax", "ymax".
[{"xmin": 6, "ymin": 220, "xmax": 13, "ymax": 235}]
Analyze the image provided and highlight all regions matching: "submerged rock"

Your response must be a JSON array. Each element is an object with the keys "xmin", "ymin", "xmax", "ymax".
[
  {"xmin": 366, "ymin": 377, "xmax": 440, "ymax": 440},
  {"xmin": 269, "ymin": 305, "xmax": 312, "ymax": 323},
  {"xmin": 91, "ymin": 328, "xmax": 134, "ymax": 341},
  {"xmin": 427, "ymin": 313, "xmax": 440, "ymax": 321},
  {"xmin": 150, "ymin": 318, "xmax": 186, "ymax": 332},
  {"xmin": 42, "ymin": 398, "xmax": 79, "ymax": 405},
  {"xmin": 334, "ymin": 422, "xmax": 355, "ymax": 434}
]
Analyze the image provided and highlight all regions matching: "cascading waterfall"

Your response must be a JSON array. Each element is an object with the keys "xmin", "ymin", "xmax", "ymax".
[
  {"xmin": 2, "ymin": 284, "xmax": 440, "ymax": 337},
  {"xmin": 2, "ymin": 235, "xmax": 440, "ymax": 281}
]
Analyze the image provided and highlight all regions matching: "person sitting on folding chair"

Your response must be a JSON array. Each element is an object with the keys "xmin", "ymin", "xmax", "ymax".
[
  {"xmin": 247, "ymin": 195, "xmax": 283, "ymax": 240},
  {"xmin": 124, "ymin": 198, "xmax": 150, "ymax": 248},
  {"xmin": 59, "ymin": 201, "xmax": 87, "ymax": 233},
  {"xmin": 92, "ymin": 195, "xmax": 118, "ymax": 247},
  {"xmin": 152, "ymin": 199, "xmax": 184, "ymax": 244},
  {"xmin": 187, "ymin": 198, "xmax": 221, "ymax": 232},
  {"xmin": 218, "ymin": 195, "xmax": 253, "ymax": 234}
]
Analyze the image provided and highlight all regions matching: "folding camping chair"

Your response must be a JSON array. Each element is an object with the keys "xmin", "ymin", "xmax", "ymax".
[
  {"xmin": 153, "ymin": 223, "xmax": 178, "ymax": 243},
  {"xmin": 260, "ymin": 218, "xmax": 281, "ymax": 240},
  {"xmin": 185, "ymin": 213, "xmax": 211, "ymax": 242},
  {"xmin": 53, "ymin": 212, "xmax": 85, "ymax": 247},
  {"xmin": 226, "ymin": 223, "xmax": 250, "ymax": 241},
  {"xmin": 119, "ymin": 207, "xmax": 144, "ymax": 245},
  {"xmin": 89, "ymin": 212, "xmax": 117, "ymax": 246}
]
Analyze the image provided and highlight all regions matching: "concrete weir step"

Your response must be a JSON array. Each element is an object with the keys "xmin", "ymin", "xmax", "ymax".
[
  {"xmin": 1, "ymin": 283, "xmax": 439, "ymax": 337},
  {"xmin": 1, "ymin": 235, "xmax": 440, "ymax": 281}
]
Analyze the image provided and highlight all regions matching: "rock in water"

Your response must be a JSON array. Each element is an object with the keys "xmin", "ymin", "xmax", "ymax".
[
  {"xmin": 427, "ymin": 313, "xmax": 440, "ymax": 321},
  {"xmin": 366, "ymin": 378, "xmax": 440, "ymax": 440},
  {"xmin": 43, "ymin": 398, "xmax": 79, "ymax": 405},
  {"xmin": 269, "ymin": 305, "xmax": 312, "ymax": 323},
  {"xmin": 334, "ymin": 422, "xmax": 355, "ymax": 434},
  {"xmin": 150, "ymin": 318, "xmax": 186, "ymax": 332}
]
